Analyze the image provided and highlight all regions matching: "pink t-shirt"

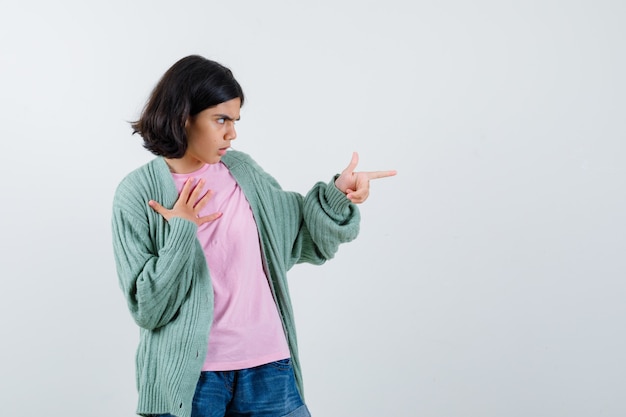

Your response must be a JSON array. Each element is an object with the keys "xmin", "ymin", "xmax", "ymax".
[{"xmin": 171, "ymin": 162, "xmax": 290, "ymax": 371}]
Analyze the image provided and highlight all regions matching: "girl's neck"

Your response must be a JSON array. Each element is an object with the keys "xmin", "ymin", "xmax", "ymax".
[{"xmin": 164, "ymin": 156, "xmax": 205, "ymax": 174}]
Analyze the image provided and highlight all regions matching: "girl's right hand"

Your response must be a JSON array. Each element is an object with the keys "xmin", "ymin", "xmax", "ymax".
[{"xmin": 148, "ymin": 177, "xmax": 222, "ymax": 225}]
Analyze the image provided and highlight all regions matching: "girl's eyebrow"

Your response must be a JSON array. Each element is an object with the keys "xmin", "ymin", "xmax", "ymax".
[{"xmin": 215, "ymin": 114, "xmax": 241, "ymax": 121}]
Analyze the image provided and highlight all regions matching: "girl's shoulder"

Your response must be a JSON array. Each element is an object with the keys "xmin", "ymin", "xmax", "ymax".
[
  {"xmin": 221, "ymin": 149, "xmax": 255, "ymax": 167},
  {"xmin": 114, "ymin": 157, "xmax": 173, "ymax": 204},
  {"xmin": 119, "ymin": 157, "xmax": 168, "ymax": 184},
  {"xmin": 221, "ymin": 149, "xmax": 265, "ymax": 175}
]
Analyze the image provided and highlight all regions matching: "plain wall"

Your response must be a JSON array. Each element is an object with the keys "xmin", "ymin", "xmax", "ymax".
[{"xmin": 1, "ymin": 1, "xmax": 625, "ymax": 416}]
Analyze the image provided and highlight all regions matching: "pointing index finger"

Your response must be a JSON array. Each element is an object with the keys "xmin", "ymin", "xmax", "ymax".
[{"xmin": 365, "ymin": 170, "xmax": 398, "ymax": 180}]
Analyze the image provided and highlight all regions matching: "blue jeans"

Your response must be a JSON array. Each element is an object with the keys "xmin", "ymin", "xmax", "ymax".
[{"xmin": 155, "ymin": 359, "xmax": 310, "ymax": 417}]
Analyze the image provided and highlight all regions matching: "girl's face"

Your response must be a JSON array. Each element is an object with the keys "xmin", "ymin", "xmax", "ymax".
[{"xmin": 167, "ymin": 97, "xmax": 241, "ymax": 173}]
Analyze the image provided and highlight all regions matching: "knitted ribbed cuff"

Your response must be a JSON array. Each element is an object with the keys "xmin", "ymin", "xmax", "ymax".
[{"xmin": 324, "ymin": 175, "xmax": 353, "ymax": 214}]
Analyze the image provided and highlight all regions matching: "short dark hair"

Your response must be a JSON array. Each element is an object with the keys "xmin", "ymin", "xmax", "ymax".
[{"xmin": 131, "ymin": 55, "xmax": 245, "ymax": 158}]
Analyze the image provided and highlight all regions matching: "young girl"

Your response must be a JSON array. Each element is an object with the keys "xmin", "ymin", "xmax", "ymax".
[{"xmin": 112, "ymin": 55, "xmax": 396, "ymax": 417}]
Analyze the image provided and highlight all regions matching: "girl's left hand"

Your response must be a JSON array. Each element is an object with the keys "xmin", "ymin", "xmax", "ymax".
[{"xmin": 334, "ymin": 152, "xmax": 397, "ymax": 204}]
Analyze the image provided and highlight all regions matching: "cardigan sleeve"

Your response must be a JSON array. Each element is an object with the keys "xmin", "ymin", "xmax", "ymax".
[
  {"xmin": 287, "ymin": 176, "xmax": 361, "ymax": 268},
  {"xmin": 112, "ymin": 190, "xmax": 201, "ymax": 331}
]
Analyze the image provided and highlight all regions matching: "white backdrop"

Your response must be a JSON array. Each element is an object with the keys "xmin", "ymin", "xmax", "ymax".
[{"xmin": 1, "ymin": 1, "xmax": 625, "ymax": 416}]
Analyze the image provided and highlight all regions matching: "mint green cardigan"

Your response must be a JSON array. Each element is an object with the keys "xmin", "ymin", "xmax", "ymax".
[{"xmin": 112, "ymin": 150, "xmax": 360, "ymax": 417}]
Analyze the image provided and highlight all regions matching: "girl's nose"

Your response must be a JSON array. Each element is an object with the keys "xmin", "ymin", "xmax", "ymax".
[{"xmin": 226, "ymin": 122, "xmax": 237, "ymax": 140}]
